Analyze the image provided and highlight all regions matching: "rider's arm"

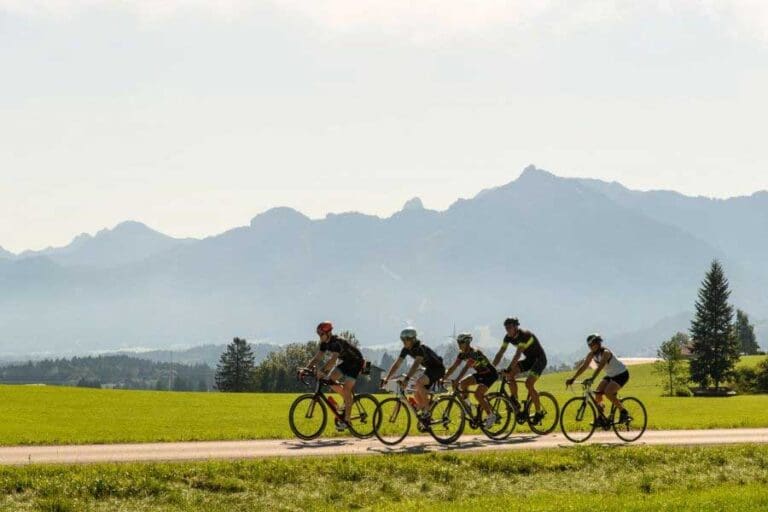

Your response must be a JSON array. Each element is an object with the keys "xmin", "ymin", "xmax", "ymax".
[
  {"xmin": 403, "ymin": 356, "xmax": 423, "ymax": 382},
  {"xmin": 445, "ymin": 358, "xmax": 461, "ymax": 381},
  {"xmin": 384, "ymin": 357, "xmax": 404, "ymax": 382},
  {"xmin": 454, "ymin": 362, "xmax": 470, "ymax": 382},
  {"xmin": 319, "ymin": 353, "xmax": 339, "ymax": 376},
  {"xmin": 306, "ymin": 350, "xmax": 324, "ymax": 369},
  {"xmin": 492, "ymin": 343, "xmax": 507, "ymax": 367},
  {"xmin": 569, "ymin": 353, "xmax": 594, "ymax": 382}
]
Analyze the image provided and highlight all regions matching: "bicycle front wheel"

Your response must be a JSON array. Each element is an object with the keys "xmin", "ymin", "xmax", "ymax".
[
  {"xmin": 288, "ymin": 394, "xmax": 327, "ymax": 441},
  {"xmin": 347, "ymin": 393, "xmax": 379, "ymax": 439},
  {"xmin": 428, "ymin": 395, "xmax": 465, "ymax": 445},
  {"xmin": 613, "ymin": 397, "xmax": 647, "ymax": 442},
  {"xmin": 482, "ymin": 394, "xmax": 514, "ymax": 440},
  {"xmin": 560, "ymin": 397, "xmax": 597, "ymax": 443},
  {"xmin": 527, "ymin": 391, "xmax": 560, "ymax": 435},
  {"xmin": 373, "ymin": 397, "xmax": 412, "ymax": 445}
]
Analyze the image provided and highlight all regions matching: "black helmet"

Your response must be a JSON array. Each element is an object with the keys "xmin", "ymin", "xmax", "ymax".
[
  {"xmin": 586, "ymin": 333, "xmax": 603, "ymax": 345},
  {"xmin": 503, "ymin": 317, "xmax": 520, "ymax": 328}
]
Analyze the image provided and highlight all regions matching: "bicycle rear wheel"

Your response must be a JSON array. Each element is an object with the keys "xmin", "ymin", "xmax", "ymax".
[
  {"xmin": 288, "ymin": 394, "xmax": 327, "ymax": 441},
  {"xmin": 613, "ymin": 397, "xmax": 647, "ymax": 442},
  {"xmin": 482, "ymin": 394, "xmax": 514, "ymax": 440},
  {"xmin": 527, "ymin": 391, "xmax": 560, "ymax": 435},
  {"xmin": 347, "ymin": 393, "xmax": 379, "ymax": 439},
  {"xmin": 373, "ymin": 397, "xmax": 411, "ymax": 445},
  {"xmin": 560, "ymin": 397, "xmax": 597, "ymax": 443},
  {"xmin": 428, "ymin": 395, "xmax": 465, "ymax": 445}
]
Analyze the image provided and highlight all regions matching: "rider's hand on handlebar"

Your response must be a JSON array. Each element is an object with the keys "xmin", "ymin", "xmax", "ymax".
[{"xmin": 565, "ymin": 378, "xmax": 574, "ymax": 387}]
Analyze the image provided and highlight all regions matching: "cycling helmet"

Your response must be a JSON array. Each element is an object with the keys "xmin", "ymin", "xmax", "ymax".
[
  {"xmin": 400, "ymin": 327, "xmax": 418, "ymax": 341},
  {"xmin": 503, "ymin": 317, "xmax": 520, "ymax": 328},
  {"xmin": 316, "ymin": 321, "xmax": 333, "ymax": 335},
  {"xmin": 456, "ymin": 332, "xmax": 473, "ymax": 345},
  {"xmin": 586, "ymin": 333, "xmax": 603, "ymax": 345}
]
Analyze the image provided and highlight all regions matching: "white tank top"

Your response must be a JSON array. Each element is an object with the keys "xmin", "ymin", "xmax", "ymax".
[{"xmin": 594, "ymin": 348, "xmax": 627, "ymax": 378}]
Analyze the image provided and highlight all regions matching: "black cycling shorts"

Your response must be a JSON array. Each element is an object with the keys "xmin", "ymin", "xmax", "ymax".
[
  {"xmin": 424, "ymin": 366, "xmax": 446, "ymax": 387},
  {"xmin": 336, "ymin": 359, "xmax": 363, "ymax": 380},
  {"xmin": 474, "ymin": 369, "xmax": 498, "ymax": 388},
  {"xmin": 603, "ymin": 370, "xmax": 629, "ymax": 387},
  {"xmin": 517, "ymin": 356, "xmax": 547, "ymax": 377}
]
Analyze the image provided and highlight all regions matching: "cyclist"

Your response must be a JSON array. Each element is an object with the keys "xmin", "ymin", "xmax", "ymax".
[
  {"xmin": 304, "ymin": 321, "xmax": 365, "ymax": 431},
  {"xmin": 566, "ymin": 333, "xmax": 630, "ymax": 424},
  {"xmin": 381, "ymin": 327, "xmax": 445, "ymax": 421},
  {"xmin": 445, "ymin": 332, "xmax": 498, "ymax": 429},
  {"xmin": 492, "ymin": 317, "xmax": 547, "ymax": 424}
]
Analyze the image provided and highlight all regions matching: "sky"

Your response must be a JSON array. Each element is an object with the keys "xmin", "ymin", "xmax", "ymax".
[{"xmin": 2, "ymin": 1, "xmax": 768, "ymax": 253}]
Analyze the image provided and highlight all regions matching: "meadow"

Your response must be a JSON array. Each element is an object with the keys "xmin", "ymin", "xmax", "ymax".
[
  {"xmin": 0, "ymin": 444, "xmax": 766, "ymax": 511},
  {"xmin": 0, "ymin": 356, "xmax": 766, "ymax": 445}
]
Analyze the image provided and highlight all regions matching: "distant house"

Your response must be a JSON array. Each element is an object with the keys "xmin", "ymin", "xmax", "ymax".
[{"xmin": 680, "ymin": 342, "xmax": 695, "ymax": 359}]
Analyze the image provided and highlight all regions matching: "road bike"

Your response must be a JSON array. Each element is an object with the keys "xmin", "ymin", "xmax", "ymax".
[
  {"xmin": 559, "ymin": 380, "xmax": 647, "ymax": 443},
  {"xmin": 288, "ymin": 367, "xmax": 378, "ymax": 440},
  {"xmin": 486, "ymin": 375, "xmax": 560, "ymax": 439}
]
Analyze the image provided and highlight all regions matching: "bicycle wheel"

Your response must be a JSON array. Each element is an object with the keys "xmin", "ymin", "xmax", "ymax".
[
  {"xmin": 347, "ymin": 394, "xmax": 379, "ymax": 439},
  {"xmin": 560, "ymin": 397, "xmax": 597, "ymax": 443},
  {"xmin": 481, "ymin": 394, "xmax": 514, "ymax": 440},
  {"xmin": 288, "ymin": 394, "xmax": 327, "ymax": 440},
  {"xmin": 373, "ymin": 397, "xmax": 412, "ymax": 445},
  {"xmin": 486, "ymin": 392, "xmax": 518, "ymax": 440},
  {"xmin": 613, "ymin": 397, "xmax": 647, "ymax": 442},
  {"xmin": 527, "ymin": 391, "xmax": 560, "ymax": 435},
  {"xmin": 428, "ymin": 395, "xmax": 466, "ymax": 445}
]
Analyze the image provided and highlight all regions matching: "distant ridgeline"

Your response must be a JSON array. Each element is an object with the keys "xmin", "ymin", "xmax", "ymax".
[{"xmin": 0, "ymin": 355, "xmax": 214, "ymax": 391}]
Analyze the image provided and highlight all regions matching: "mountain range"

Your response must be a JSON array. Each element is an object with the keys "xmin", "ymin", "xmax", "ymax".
[{"xmin": 1, "ymin": 165, "xmax": 765, "ymax": 358}]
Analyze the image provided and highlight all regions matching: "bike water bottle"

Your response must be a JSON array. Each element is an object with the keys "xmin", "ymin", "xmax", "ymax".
[
  {"xmin": 408, "ymin": 397, "xmax": 418, "ymax": 408},
  {"xmin": 327, "ymin": 396, "xmax": 339, "ymax": 410}
]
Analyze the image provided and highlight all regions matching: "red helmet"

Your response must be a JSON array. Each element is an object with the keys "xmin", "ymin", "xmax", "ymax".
[{"xmin": 316, "ymin": 321, "xmax": 333, "ymax": 335}]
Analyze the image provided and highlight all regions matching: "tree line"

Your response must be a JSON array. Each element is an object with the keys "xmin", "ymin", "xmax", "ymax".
[{"xmin": 0, "ymin": 355, "xmax": 214, "ymax": 391}]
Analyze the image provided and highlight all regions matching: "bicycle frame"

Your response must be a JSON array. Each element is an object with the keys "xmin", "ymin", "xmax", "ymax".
[
  {"xmin": 300, "ymin": 371, "xmax": 364, "ymax": 423},
  {"xmin": 572, "ymin": 382, "xmax": 617, "ymax": 425}
]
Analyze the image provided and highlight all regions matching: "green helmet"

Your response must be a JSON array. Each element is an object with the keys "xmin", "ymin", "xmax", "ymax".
[
  {"xmin": 456, "ymin": 332, "xmax": 473, "ymax": 345},
  {"xmin": 400, "ymin": 327, "xmax": 418, "ymax": 341}
]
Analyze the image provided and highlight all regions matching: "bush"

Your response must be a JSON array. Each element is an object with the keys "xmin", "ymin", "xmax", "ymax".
[
  {"xmin": 674, "ymin": 387, "xmax": 693, "ymax": 397},
  {"xmin": 755, "ymin": 358, "xmax": 768, "ymax": 393},
  {"xmin": 733, "ymin": 367, "xmax": 758, "ymax": 394}
]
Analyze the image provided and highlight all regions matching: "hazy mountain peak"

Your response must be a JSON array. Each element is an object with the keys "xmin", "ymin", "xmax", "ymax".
[
  {"xmin": 517, "ymin": 164, "xmax": 558, "ymax": 183},
  {"xmin": 401, "ymin": 197, "xmax": 425, "ymax": 211},
  {"xmin": 0, "ymin": 246, "xmax": 14, "ymax": 259},
  {"xmin": 249, "ymin": 207, "xmax": 310, "ymax": 228}
]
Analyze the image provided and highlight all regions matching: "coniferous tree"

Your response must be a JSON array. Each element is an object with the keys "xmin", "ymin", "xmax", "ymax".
[
  {"xmin": 689, "ymin": 261, "xmax": 741, "ymax": 390},
  {"xmin": 215, "ymin": 337, "xmax": 256, "ymax": 392},
  {"xmin": 735, "ymin": 309, "xmax": 760, "ymax": 355}
]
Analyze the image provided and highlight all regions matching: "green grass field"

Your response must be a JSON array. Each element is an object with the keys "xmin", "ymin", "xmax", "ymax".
[
  {"xmin": 0, "ymin": 356, "xmax": 766, "ymax": 445},
  {"xmin": 0, "ymin": 444, "xmax": 766, "ymax": 511}
]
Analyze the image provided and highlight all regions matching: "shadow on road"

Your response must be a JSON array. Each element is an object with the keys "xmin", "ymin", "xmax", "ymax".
[
  {"xmin": 282, "ymin": 439, "xmax": 351, "ymax": 450},
  {"xmin": 364, "ymin": 434, "xmax": 539, "ymax": 455}
]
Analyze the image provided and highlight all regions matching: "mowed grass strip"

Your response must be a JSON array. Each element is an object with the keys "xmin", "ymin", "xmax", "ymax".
[
  {"xmin": 1, "ymin": 356, "xmax": 767, "ymax": 445},
  {"xmin": 0, "ymin": 445, "xmax": 766, "ymax": 511}
]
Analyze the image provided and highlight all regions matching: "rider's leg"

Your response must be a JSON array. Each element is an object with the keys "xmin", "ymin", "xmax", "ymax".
[
  {"xmin": 506, "ymin": 364, "xmax": 520, "ymax": 401},
  {"xmin": 474, "ymin": 384, "xmax": 491, "ymax": 415},
  {"xmin": 459, "ymin": 376, "xmax": 476, "ymax": 405},
  {"xmin": 414, "ymin": 375, "xmax": 430, "ymax": 412},
  {"xmin": 604, "ymin": 380, "xmax": 624, "ymax": 412},
  {"xmin": 594, "ymin": 379, "xmax": 608, "ymax": 414},
  {"xmin": 328, "ymin": 369, "xmax": 355, "ymax": 423},
  {"xmin": 526, "ymin": 375, "xmax": 541, "ymax": 412}
]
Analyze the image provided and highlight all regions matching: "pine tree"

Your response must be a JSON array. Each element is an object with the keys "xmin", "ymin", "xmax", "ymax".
[
  {"xmin": 215, "ymin": 337, "xmax": 256, "ymax": 392},
  {"xmin": 689, "ymin": 261, "xmax": 741, "ymax": 390},
  {"xmin": 735, "ymin": 309, "xmax": 760, "ymax": 355}
]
